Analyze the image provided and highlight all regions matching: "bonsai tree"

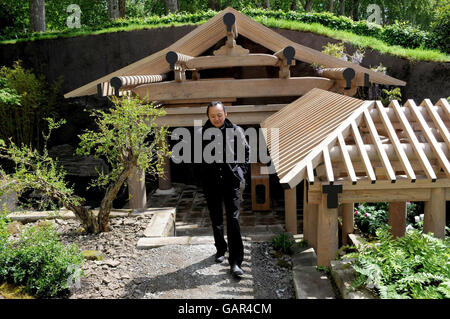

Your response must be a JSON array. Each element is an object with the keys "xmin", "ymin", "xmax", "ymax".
[
  {"xmin": 76, "ymin": 95, "xmax": 170, "ymax": 232},
  {"xmin": 0, "ymin": 95, "xmax": 169, "ymax": 233}
]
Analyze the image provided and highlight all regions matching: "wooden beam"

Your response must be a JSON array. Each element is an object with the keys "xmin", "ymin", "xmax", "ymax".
[
  {"xmin": 436, "ymin": 98, "xmax": 450, "ymax": 120},
  {"xmin": 185, "ymin": 54, "xmax": 279, "ymax": 70},
  {"xmin": 363, "ymin": 109, "xmax": 396, "ymax": 182},
  {"xmin": 406, "ymin": 99, "xmax": 450, "ymax": 177},
  {"xmin": 390, "ymin": 100, "xmax": 437, "ymax": 182},
  {"xmin": 340, "ymin": 188, "xmax": 431, "ymax": 203},
  {"xmin": 351, "ymin": 120, "xmax": 376, "ymax": 183},
  {"xmin": 337, "ymin": 132, "xmax": 357, "ymax": 184},
  {"xmin": 306, "ymin": 161, "xmax": 315, "ymax": 185},
  {"xmin": 323, "ymin": 146, "xmax": 334, "ymax": 184},
  {"xmin": 320, "ymin": 67, "xmax": 355, "ymax": 89},
  {"xmin": 279, "ymin": 100, "xmax": 374, "ymax": 189},
  {"xmin": 375, "ymin": 101, "xmax": 416, "ymax": 181},
  {"xmin": 421, "ymin": 99, "xmax": 450, "ymax": 150},
  {"xmin": 110, "ymin": 74, "xmax": 167, "ymax": 96},
  {"xmin": 133, "ymin": 77, "xmax": 334, "ymax": 101}
]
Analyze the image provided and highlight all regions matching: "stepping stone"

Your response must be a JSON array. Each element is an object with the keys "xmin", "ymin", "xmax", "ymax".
[{"xmin": 137, "ymin": 237, "xmax": 190, "ymax": 249}]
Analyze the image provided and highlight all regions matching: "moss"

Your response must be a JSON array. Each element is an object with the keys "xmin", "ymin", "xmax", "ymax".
[
  {"xmin": 277, "ymin": 259, "xmax": 292, "ymax": 269},
  {"xmin": 81, "ymin": 250, "xmax": 104, "ymax": 261},
  {"xmin": 0, "ymin": 282, "xmax": 35, "ymax": 299}
]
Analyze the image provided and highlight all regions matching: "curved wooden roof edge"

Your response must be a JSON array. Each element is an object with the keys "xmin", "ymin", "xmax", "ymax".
[
  {"xmin": 64, "ymin": 7, "xmax": 406, "ymax": 99},
  {"xmin": 264, "ymin": 90, "xmax": 450, "ymax": 189}
]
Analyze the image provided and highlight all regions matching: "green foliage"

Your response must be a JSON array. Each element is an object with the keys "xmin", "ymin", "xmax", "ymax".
[
  {"xmin": 380, "ymin": 87, "xmax": 402, "ymax": 106},
  {"xmin": 1, "ymin": 7, "xmax": 447, "ymax": 54},
  {"xmin": 343, "ymin": 226, "xmax": 450, "ymax": 299},
  {"xmin": 431, "ymin": 2, "xmax": 450, "ymax": 54},
  {"xmin": 354, "ymin": 202, "xmax": 421, "ymax": 237},
  {"xmin": 0, "ymin": 61, "xmax": 61, "ymax": 150},
  {"xmin": 0, "ymin": 220, "xmax": 83, "ymax": 298},
  {"xmin": 0, "ymin": 118, "xmax": 84, "ymax": 212},
  {"xmin": 271, "ymin": 232, "xmax": 295, "ymax": 255},
  {"xmin": 76, "ymin": 96, "xmax": 170, "ymax": 191}
]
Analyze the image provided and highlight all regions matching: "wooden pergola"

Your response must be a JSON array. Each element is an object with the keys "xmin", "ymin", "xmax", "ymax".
[
  {"xmin": 262, "ymin": 88, "xmax": 449, "ymax": 267},
  {"xmin": 64, "ymin": 8, "xmax": 409, "ymax": 228}
]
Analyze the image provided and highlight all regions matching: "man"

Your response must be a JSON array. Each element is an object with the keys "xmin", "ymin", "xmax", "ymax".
[{"xmin": 199, "ymin": 101, "xmax": 249, "ymax": 277}]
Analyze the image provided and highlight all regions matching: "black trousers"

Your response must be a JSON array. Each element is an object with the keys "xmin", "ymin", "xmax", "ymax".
[{"xmin": 204, "ymin": 176, "xmax": 244, "ymax": 267}]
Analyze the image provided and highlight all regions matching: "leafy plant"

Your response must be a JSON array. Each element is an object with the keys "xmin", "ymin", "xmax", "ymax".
[
  {"xmin": 380, "ymin": 87, "xmax": 402, "ymax": 106},
  {"xmin": 271, "ymin": 232, "xmax": 295, "ymax": 255},
  {"xmin": 343, "ymin": 226, "xmax": 450, "ymax": 299},
  {"xmin": 0, "ymin": 221, "xmax": 83, "ymax": 298},
  {"xmin": 0, "ymin": 61, "xmax": 61, "ymax": 150}
]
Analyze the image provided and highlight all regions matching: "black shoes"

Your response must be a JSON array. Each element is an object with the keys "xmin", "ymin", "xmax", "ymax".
[
  {"xmin": 230, "ymin": 264, "xmax": 244, "ymax": 277},
  {"xmin": 215, "ymin": 252, "xmax": 225, "ymax": 263}
]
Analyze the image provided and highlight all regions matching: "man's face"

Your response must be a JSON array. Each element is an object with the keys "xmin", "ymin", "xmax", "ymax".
[{"xmin": 208, "ymin": 104, "xmax": 227, "ymax": 128}]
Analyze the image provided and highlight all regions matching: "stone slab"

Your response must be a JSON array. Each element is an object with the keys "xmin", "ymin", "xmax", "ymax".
[
  {"xmin": 136, "ymin": 236, "xmax": 189, "ymax": 249},
  {"xmin": 292, "ymin": 248, "xmax": 318, "ymax": 268},
  {"xmin": 143, "ymin": 210, "xmax": 175, "ymax": 237},
  {"xmin": 188, "ymin": 236, "xmax": 215, "ymax": 245},
  {"xmin": 330, "ymin": 259, "xmax": 377, "ymax": 299},
  {"xmin": 293, "ymin": 266, "xmax": 336, "ymax": 299}
]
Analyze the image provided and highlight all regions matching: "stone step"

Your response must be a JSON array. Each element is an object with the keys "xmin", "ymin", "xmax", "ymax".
[
  {"xmin": 291, "ymin": 245, "xmax": 336, "ymax": 299},
  {"xmin": 136, "ymin": 233, "xmax": 279, "ymax": 249}
]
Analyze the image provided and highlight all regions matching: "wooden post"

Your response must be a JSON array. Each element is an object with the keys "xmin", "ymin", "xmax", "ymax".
[
  {"xmin": 158, "ymin": 139, "xmax": 172, "ymax": 191},
  {"xmin": 128, "ymin": 167, "xmax": 147, "ymax": 209},
  {"xmin": 317, "ymin": 192, "xmax": 339, "ymax": 267},
  {"xmin": 388, "ymin": 202, "xmax": 406, "ymax": 238},
  {"xmin": 303, "ymin": 184, "xmax": 309, "ymax": 242},
  {"xmin": 341, "ymin": 203, "xmax": 354, "ymax": 245},
  {"xmin": 424, "ymin": 188, "xmax": 446, "ymax": 238},
  {"xmin": 309, "ymin": 204, "xmax": 318, "ymax": 251},
  {"xmin": 285, "ymin": 187, "xmax": 298, "ymax": 234}
]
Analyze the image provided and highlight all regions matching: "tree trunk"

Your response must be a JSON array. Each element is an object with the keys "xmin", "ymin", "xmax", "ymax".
[
  {"xmin": 29, "ymin": 0, "xmax": 46, "ymax": 32},
  {"xmin": 328, "ymin": 0, "xmax": 335, "ymax": 13},
  {"xmin": 108, "ymin": 0, "xmax": 120, "ymax": 20},
  {"xmin": 290, "ymin": 0, "xmax": 298, "ymax": 11},
  {"xmin": 351, "ymin": 0, "xmax": 359, "ymax": 20},
  {"xmin": 339, "ymin": 0, "xmax": 345, "ymax": 15},
  {"xmin": 165, "ymin": 0, "xmax": 178, "ymax": 14},
  {"xmin": 208, "ymin": 0, "xmax": 220, "ymax": 11},
  {"xmin": 304, "ymin": 0, "xmax": 313, "ymax": 12},
  {"xmin": 98, "ymin": 165, "xmax": 134, "ymax": 233},
  {"xmin": 264, "ymin": 0, "xmax": 270, "ymax": 9},
  {"xmin": 119, "ymin": 0, "xmax": 126, "ymax": 18}
]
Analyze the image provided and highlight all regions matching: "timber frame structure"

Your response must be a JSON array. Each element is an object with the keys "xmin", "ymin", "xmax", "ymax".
[
  {"xmin": 62, "ymin": 8, "xmax": 448, "ymax": 267},
  {"xmin": 262, "ymin": 88, "xmax": 449, "ymax": 266}
]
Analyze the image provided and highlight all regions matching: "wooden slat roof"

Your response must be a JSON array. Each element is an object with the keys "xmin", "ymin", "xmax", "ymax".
[
  {"xmin": 261, "ymin": 89, "xmax": 450, "ymax": 189},
  {"xmin": 64, "ymin": 7, "xmax": 405, "ymax": 99}
]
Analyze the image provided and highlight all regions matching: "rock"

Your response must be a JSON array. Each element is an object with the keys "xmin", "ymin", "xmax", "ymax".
[
  {"xmin": 103, "ymin": 259, "xmax": 121, "ymax": 267},
  {"xmin": 82, "ymin": 250, "xmax": 105, "ymax": 261},
  {"xmin": 6, "ymin": 221, "xmax": 23, "ymax": 235},
  {"xmin": 76, "ymin": 227, "xmax": 86, "ymax": 234}
]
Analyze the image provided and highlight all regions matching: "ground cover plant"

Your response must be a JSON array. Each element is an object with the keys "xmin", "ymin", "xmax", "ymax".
[
  {"xmin": 342, "ymin": 226, "xmax": 450, "ymax": 299},
  {"xmin": 0, "ymin": 209, "xmax": 83, "ymax": 298}
]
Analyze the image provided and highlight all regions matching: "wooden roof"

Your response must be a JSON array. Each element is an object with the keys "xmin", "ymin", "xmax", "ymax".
[
  {"xmin": 261, "ymin": 89, "xmax": 450, "ymax": 189},
  {"xmin": 64, "ymin": 7, "xmax": 405, "ymax": 99}
]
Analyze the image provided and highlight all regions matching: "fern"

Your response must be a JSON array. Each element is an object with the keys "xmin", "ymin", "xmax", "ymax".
[{"xmin": 342, "ymin": 225, "xmax": 450, "ymax": 299}]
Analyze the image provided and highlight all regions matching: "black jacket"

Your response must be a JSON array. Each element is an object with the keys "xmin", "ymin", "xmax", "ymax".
[{"xmin": 196, "ymin": 118, "xmax": 250, "ymax": 186}]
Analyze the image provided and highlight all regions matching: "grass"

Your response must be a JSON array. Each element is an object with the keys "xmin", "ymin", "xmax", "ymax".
[{"xmin": 1, "ymin": 17, "xmax": 448, "ymax": 63}]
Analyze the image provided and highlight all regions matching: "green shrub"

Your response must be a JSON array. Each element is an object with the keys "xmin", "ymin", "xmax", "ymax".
[
  {"xmin": 0, "ymin": 221, "xmax": 83, "ymax": 298},
  {"xmin": 343, "ymin": 226, "xmax": 450, "ymax": 299},
  {"xmin": 0, "ymin": 61, "xmax": 61, "ymax": 150},
  {"xmin": 354, "ymin": 202, "xmax": 421, "ymax": 237},
  {"xmin": 1, "ymin": 8, "xmax": 446, "ymax": 54},
  {"xmin": 271, "ymin": 232, "xmax": 295, "ymax": 255}
]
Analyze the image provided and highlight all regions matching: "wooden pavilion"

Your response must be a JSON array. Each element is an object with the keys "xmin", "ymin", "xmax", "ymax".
[{"xmin": 61, "ymin": 8, "xmax": 445, "ymax": 266}]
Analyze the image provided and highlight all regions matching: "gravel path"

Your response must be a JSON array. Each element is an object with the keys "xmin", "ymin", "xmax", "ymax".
[{"xmin": 35, "ymin": 216, "xmax": 296, "ymax": 299}]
